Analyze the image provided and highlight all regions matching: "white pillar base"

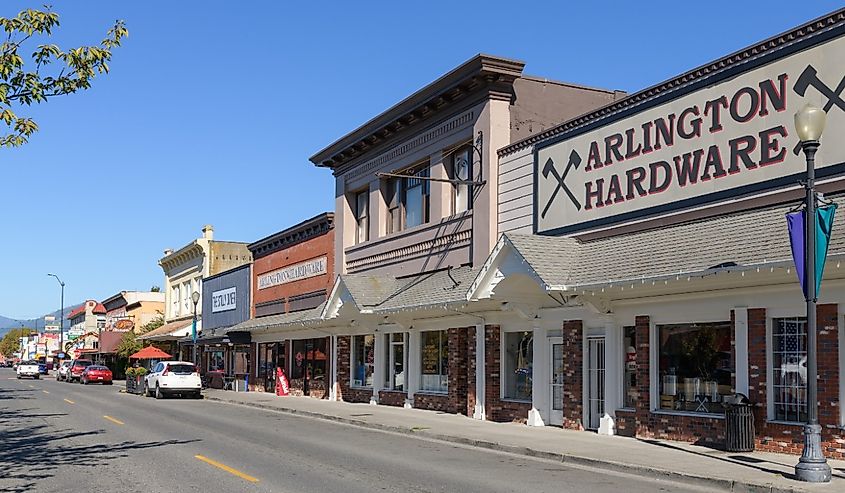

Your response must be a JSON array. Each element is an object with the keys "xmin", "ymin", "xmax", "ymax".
[
  {"xmin": 597, "ymin": 414, "xmax": 616, "ymax": 436},
  {"xmin": 473, "ymin": 403, "xmax": 485, "ymax": 420},
  {"xmin": 527, "ymin": 408, "xmax": 545, "ymax": 427},
  {"xmin": 403, "ymin": 398, "xmax": 413, "ymax": 409},
  {"xmin": 369, "ymin": 396, "xmax": 379, "ymax": 405}
]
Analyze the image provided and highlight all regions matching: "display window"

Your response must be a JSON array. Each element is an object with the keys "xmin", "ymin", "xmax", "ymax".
[
  {"xmin": 351, "ymin": 334, "xmax": 375, "ymax": 387},
  {"xmin": 503, "ymin": 331, "xmax": 532, "ymax": 401},
  {"xmin": 420, "ymin": 330, "xmax": 448, "ymax": 392}
]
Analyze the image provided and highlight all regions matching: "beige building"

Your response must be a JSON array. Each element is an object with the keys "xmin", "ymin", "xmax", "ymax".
[{"xmin": 102, "ymin": 290, "xmax": 166, "ymax": 332}]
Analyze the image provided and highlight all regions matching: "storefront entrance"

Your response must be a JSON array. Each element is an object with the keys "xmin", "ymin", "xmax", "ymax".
[
  {"xmin": 586, "ymin": 336, "xmax": 606, "ymax": 430},
  {"xmin": 549, "ymin": 337, "xmax": 564, "ymax": 426},
  {"xmin": 259, "ymin": 342, "xmax": 285, "ymax": 393}
]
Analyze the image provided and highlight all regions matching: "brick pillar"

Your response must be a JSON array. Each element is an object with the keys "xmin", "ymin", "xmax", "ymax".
[
  {"xmin": 336, "ymin": 336, "xmax": 350, "ymax": 402},
  {"xmin": 746, "ymin": 308, "xmax": 767, "ymax": 425},
  {"xmin": 634, "ymin": 315, "xmax": 651, "ymax": 437},
  {"xmin": 816, "ymin": 304, "xmax": 839, "ymax": 429},
  {"xmin": 562, "ymin": 320, "xmax": 583, "ymax": 430},
  {"xmin": 466, "ymin": 327, "xmax": 476, "ymax": 417},
  {"xmin": 448, "ymin": 327, "xmax": 468, "ymax": 415}
]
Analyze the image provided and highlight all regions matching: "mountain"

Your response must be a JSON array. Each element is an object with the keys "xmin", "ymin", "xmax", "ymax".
[{"xmin": 0, "ymin": 303, "xmax": 84, "ymax": 331}]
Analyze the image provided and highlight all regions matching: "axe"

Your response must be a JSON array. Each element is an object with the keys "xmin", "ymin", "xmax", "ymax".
[
  {"xmin": 541, "ymin": 150, "xmax": 581, "ymax": 219},
  {"xmin": 793, "ymin": 66, "xmax": 845, "ymax": 154}
]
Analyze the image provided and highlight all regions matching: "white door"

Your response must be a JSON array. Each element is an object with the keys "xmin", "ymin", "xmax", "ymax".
[
  {"xmin": 587, "ymin": 337, "xmax": 606, "ymax": 430},
  {"xmin": 549, "ymin": 337, "xmax": 564, "ymax": 426}
]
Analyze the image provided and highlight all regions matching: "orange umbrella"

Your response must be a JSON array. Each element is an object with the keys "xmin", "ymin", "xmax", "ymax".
[{"xmin": 129, "ymin": 346, "xmax": 172, "ymax": 360}]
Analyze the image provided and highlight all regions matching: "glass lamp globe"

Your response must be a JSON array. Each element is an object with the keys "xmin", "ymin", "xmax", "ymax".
[
  {"xmin": 191, "ymin": 291, "xmax": 200, "ymax": 304},
  {"xmin": 794, "ymin": 104, "xmax": 826, "ymax": 141}
]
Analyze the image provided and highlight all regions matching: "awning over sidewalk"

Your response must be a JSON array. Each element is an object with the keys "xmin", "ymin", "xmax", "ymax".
[
  {"xmin": 469, "ymin": 197, "xmax": 845, "ymax": 300},
  {"xmin": 137, "ymin": 319, "xmax": 193, "ymax": 341}
]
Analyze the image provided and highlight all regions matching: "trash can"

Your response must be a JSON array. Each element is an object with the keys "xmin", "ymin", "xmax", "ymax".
[{"xmin": 723, "ymin": 393, "xmax": 755, "ymax": 452}]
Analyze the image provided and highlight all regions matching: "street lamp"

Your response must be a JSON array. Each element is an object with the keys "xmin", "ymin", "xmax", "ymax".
[
  {"xmin": 793, "ymin": 104, "xmax": 831, "ymax": 483},
  {"xmin": 191, "ymin": 291, "xmax": 200, "ymax": 368},
  {"xmin": 47, "ymin": 273, "xmax": 65, "ymax": 363}
]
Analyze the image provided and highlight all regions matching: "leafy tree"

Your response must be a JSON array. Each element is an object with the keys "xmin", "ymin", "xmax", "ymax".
[
  {"xmin": 115, "ymin": 330, "xmax": 141, "ymax": 359},
  {"xmin": 0, "ymin": 327, "xmax": 34, "ymax": 357},
  {"xmin": 139, "ymin": 315, "xmax": 163, "ymax": 334},
  {"xmin": 150, "ymin": 285, "xmax": 161, "ymax": 292},
  {"xmin": 1, "ymin": 7, "xmax": 128, "ymax": 147}
]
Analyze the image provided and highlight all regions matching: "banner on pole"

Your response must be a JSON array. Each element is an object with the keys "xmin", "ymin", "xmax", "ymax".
[{"xmin": 786, "ymin": 204, "xmax": 837, "ymax": 299}]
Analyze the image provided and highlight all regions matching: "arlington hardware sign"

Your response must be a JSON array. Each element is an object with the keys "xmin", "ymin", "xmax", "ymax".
[{"xmin": 536, "ymin": 27, "xmax": 845, "ymax": 235}]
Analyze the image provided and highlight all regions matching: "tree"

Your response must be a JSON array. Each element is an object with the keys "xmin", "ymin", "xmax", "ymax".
[
  {"xmin": 150, "ymin": 286, "xmax": 160, "ymax": 292},
  {"xmin": 0, "ymin": 327, "xmax": 34, "ymax": 357},
  {"xmin": 115, "ymin": 314, "xmax": 163, "ymax": 359},
  {"xmin": 1, "ymin": 7, "xmax": 128, "ymax": 147}
]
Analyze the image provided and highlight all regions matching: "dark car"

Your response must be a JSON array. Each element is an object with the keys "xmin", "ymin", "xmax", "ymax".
[
  {"xmin": 67, "ymin": 359, "xmax": 93, "ymax": 383},
  {"xmin": 38, "ymin": 363, "xmax": 48, "ymax": 375},
  {"xmin": 81, "ymin": 365, "xmax": 112, "ymax": 385}
]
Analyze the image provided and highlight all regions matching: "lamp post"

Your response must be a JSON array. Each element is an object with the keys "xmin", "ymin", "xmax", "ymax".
[
  {"xmin": 47, "ymin": 273, "xmax": 65, "ymax": 362},
  {"xmin": 793, "ymin": 104, "xmax": 831, "ymax": 483},
  {"xmin": 191, "ymin": 291, "xmax": 200, "ymax": 368}
]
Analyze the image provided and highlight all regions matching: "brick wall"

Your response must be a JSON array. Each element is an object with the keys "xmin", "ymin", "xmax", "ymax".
[
  {"xmin": 414, "ymin": 392, "xmax": 452, "ymax": 412},
  {"xmin": 748, "ymin": 305, "xmax": 845, "ymax": 458},
  {"xmin": 562, "ymin": 320, "xmax": 584, "ymax": 430},
  {"xmin": 466, "ymin": 327, "xmax": 477, "ymax": 417},
  {"xmin": 379, "ymin": 390, "xmax": 407, "ymax": 407},
  {"xmin": 485, "ymin": 325, "xmax": 531, "ymax": 422},
  {"xmin": 336, "ymin": 335, "xmax": 371, "ymax": 403},
  {"xmin": 448, "ymin": 327, "xmax": 469, "ymax": 415}
]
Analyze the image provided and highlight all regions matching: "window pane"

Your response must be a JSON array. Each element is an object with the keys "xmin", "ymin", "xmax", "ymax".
[
  {"xmin": 772, "ymin": 318, "xmax": 807, "ymax": 422},
  {"xmin": 355, "ymin": 192, "xmax": 369, "ymax": 244},
  {"xmin": 453, "ymin": 149, "xmax": 470, "ymax": 213},
  {"xmin": 292, "ymin": 338, "xmax": 327, "ymax": 383},
  {"xmin": 623, "ymin": 326, "xmax": 637, "ymax": 408},
  {"xmin": 392, "ymin": 342, "xmax": 404, "ymax": 391},
  {"xmin": 420, "ymin": 330, "xmax": 448, "ymax": 392},
  {"xmin": 504, "ymin": 331, "xmax": 533, "ymax": 401},
  {"xmin": 352, "ymin": 335, "xmax": 374, "ymax": 387},
  {"xmin": 658, "ymin": 322, "xmax": 732, "ymax": 414},
  {"xmin": 405, "ymin": 183, "xmax": 424, "ymax": 228}
]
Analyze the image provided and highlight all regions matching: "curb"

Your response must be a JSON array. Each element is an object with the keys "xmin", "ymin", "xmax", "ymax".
[{"xmin": 203, "ymin": 394, "xmax": 810, "ymax": 493}]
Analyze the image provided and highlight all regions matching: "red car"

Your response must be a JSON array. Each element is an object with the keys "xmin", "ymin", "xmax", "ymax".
[
  {"xmin": 67, "ymin": 359, "xmax": 93, "ymax": 383},
  {"xmin": 81, "ymin": 365, "xmax": 113, "ymax": 385}
]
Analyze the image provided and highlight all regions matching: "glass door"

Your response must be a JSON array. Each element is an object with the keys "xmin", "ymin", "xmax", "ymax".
[
  {"xmin": 549, "ymin": 337, "xmax": 564, "ymax": 426},
  {"xmin": 587, "ymin": 336, "xmax": 606, "ymax": 430}
]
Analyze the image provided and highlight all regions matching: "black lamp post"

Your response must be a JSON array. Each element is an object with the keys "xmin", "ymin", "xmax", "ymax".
[
  {"xmin": 47, "ymin": 273, "xmax": 65, "ymax": 362},
  {"xmin": 793, "ymin": 104, "xmax": 831, "ymax": 483},
  {"xmin": 191, "ymin": 291, "xmax": 200, "ymax": 367}
]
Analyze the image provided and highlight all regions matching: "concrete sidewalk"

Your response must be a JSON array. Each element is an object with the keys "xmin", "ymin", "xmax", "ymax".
[{"xmin": 200, "ymin": 388, "xmax": 845, "ymax": 493}]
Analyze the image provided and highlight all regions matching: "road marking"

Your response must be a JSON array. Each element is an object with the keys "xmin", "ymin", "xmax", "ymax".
[
  {"xmin": 63, "ymin": 399, "xmax": 75, "ymax": 404},
  {"xmin": 42, "ymin": 390, "xmax": 50, "ymax": 394},
  {"xmin": 194, "ymin": 455, "xmax": 259, "ymax": 483},
  {"xmin": 6, "ymin": 377, "xmax": 15, "ymax": 380},
  {"xmin": 28, "ymin": 384, "xmax": 34, "ymax": 388},
  {"xmin": 103, "ymin": 415, "xmax": 125, "ymax": 425}
]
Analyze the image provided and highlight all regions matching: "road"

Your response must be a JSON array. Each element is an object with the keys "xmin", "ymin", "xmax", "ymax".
[{"xmin": 0, "ymin": 368, "xmax": 715, "ymax": 493}]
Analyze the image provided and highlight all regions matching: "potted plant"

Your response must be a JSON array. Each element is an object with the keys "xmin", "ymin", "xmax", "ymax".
[{"xmin": 125, "ymin": 366, "xmax": 148, "ymax": 394}]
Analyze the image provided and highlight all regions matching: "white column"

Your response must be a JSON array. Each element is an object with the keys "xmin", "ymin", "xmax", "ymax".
[
  {"xmin": 734, "ymin": 307, "xmax": 749, "ymax": 396},
  {"xmin": 599, "ymin": 318, "xmax": 618, "ymax": 436},
  {"xmin": 473, "ymin": 324, "xmax": 486, "ymax": 420},
  {"xmin": 528, "ymin": 326, "xmax": 547, "ymax": 426},
  {"xmin": 371, "ymin": 332, "xmax": 385, "ymax": 405},
  {"xmin": 407, "ymin": 331, "xmax": 421, "ymax": 407},
  {"xmin": 329, "ymin": 335, "xmax": 338, "ymax": 401}
]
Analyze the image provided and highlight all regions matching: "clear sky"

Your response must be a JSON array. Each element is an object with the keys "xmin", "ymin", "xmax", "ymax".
[{"xmin": 2, "ymin": 1, "xmax": 842, "ymax": 319}]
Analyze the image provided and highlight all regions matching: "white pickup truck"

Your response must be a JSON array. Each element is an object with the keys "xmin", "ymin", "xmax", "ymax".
[{"xmin": 16, "ymin": 360, "xmax": 40, "ymax": 379}]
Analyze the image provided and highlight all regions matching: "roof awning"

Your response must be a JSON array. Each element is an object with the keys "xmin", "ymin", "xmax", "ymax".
[{"xmin": 137, "ymin": 319, "xmax": 193, "ymax": 341}]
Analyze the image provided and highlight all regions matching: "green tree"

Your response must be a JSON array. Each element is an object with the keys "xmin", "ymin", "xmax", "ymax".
[
  {"xmin": 0, "ymin": 327, "xmax": 34, "ymax": 357},
  {"xmin": 1, "ymin": 7, "xmax": 127, "ymax": 147},
  {"xmin": 115, "ymin": 314, "xmax": 164, "ymax": 359}
]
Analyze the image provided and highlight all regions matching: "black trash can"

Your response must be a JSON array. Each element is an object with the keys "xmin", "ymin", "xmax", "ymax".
[{"xmin": 723, "ymin": 393, "xmax": 755, "ymax": 452}]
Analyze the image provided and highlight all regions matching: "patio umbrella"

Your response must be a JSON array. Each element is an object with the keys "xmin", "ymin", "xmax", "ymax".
[{"xmin": 129, "ymin": 346, "xmax": 172, "ymax": 360}]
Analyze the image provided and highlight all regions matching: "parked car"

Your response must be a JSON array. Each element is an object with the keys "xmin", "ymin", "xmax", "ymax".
[
  {"xmin": 16, "ymin": 360, "xmax": 40, "ymax": 379},
  {"xmin": 38, "ymin": 363, "xmax": 48, "ymax": 375},
  {"xmin": 81, "ymin": 365, "xmax": 113, "ymax": 385},
  {"xmin": 56, "ymin": 361, "xmax": 72, "ymax": 381},
  {"xmin": 67, "ymin": 359, "xmax": 93, "ymax": 383},
  {"xmin": 145, "ymin": 361, "xmax": 201, "ymax": 399}
]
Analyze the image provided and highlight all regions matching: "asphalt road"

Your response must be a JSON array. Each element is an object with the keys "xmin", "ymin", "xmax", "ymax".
[{"xmin": 0, "ymin": 368, "xmax": 715, "ymax": 493}]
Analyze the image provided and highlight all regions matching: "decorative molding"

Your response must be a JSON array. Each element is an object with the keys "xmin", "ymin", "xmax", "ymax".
[
  {"xmin": 159, "ymin": 242, "xmax": 205, "ymax": 273},
  {"xmin": 249, "ymin": 212, "xmax": 334, "ymax": 259},
  {"xmin": 347, "ymin": 228, "xmax": 471, "ymax": 273},
  {"xmin": 344, "ymin": 111, "xmax": 475, "ymax": 183}
]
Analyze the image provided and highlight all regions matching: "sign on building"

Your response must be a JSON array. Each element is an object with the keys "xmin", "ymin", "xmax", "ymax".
[
  {"xmin": 536, "ymin": 32, "xmax": 845, "ymax": 235},
  {"xmin": 257, "ymin": 256, "xmax": 327, "ymax": 290},
  {"xmin": 211, "ymin": 286, "xmax": 237, "ymax": 313}
]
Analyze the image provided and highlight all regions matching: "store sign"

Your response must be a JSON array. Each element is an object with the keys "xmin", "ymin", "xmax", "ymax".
[
  {"xmin": 258, "ymin": 256, "xmax": 327, "ymax": 290},
  {"xmin": 211, "ymin": 286, "xmax": 237, "ymax": 313},
  {"xmin": 536, "ymin": 32, "xmax": 845, "ymax": 235}
]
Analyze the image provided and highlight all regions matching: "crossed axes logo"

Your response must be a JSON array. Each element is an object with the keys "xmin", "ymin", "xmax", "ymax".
[{"xmin": 540, "ymin": 64, "xmax": 845, "ymax": 217}]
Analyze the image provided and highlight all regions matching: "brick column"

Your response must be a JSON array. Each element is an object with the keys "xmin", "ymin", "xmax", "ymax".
[
  {"xmin": 466, "ymin": 327, "xmax": 476, "ymax": 417},
  {"xmin": 634, "ymin": 315, "xmax": 651, "ymax": 437},
  {"xmin": 562, "ymin": 320, "xmax": 583, "ymax": 430},
  {"xmin": 448, "ymin": 327, "xmax": 468, "ymax": 415}
]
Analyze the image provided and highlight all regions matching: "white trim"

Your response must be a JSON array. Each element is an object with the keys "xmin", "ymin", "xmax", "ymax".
[
  {"xmin": 473, "ymin": 323, "xmax": 486, "ymax": 420},
  {"xmin": 766, "ymin": 316, "xmax": 775, "ymax": 421},
  {"xmin": 734, "ymin": 307, "xmax": 749, "ymax": 397},
  {"xmin": 649, "ymin": 319, "xmax": 658, "ymax": 412},
  {"xmin": 840, "ymin": 307, "xmax": 845, "ymax": 427}
]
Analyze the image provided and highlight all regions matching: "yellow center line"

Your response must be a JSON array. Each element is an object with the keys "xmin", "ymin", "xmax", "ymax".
[
  {"xmin": 42, "ymin": 390, "xmax": 50, "ymax": 394},
  {"xmin": 103, "ymin": 415, "xmax": 125, "ymax": 425},
  {"xmin": 194, "ymin": 455, "xmax": 259, "ymax": 483},
  {"xmin": 63, "ymin": 398, "xmax": 75, "ymax": 404}
]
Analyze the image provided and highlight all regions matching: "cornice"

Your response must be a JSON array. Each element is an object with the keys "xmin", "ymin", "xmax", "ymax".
[
  {"xmin": 249, "ymin": 212, "xmax": 334, "ymax": 259},
  {"xmin": 498, "ymin": 7, "xmax": 845, "ymax": 157},
  {"xmin": 159, "ymin": 241, "xmax": 205, "ymax": 272}
]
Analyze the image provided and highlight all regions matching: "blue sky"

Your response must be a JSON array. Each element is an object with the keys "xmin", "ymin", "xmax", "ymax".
[{"xmin": 2, "ymin": 1, "xmax": 842, "ymax": 319}]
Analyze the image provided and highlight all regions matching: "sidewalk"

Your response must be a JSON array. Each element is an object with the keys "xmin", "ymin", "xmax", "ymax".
[{"xmin": 200, "ymin": 389, "xmax": 845, "ymax": 493}]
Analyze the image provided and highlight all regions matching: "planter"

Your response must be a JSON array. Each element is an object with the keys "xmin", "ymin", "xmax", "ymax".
[{"xmin": 125, "ymin": 375, "xmax": 146, "ymax": 395}]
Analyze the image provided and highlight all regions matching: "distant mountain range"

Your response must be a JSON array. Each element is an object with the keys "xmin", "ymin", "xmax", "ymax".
[{"xmin": 0, "ymin": 303, "xmax": 84, "ymax": 333}]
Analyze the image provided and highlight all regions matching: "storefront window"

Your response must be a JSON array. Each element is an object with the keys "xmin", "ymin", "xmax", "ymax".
[
  {"xmin": 351, "ymin": 335, "xmax": 375, "ymax": 387},
  {"xmin": 658, "ymin": 322, "xmax": 732, "ymax": 414},
  {"xmin": 384, "ymin": 333, "xmax": 407, "ymax": 391},
  {"xmin": 503, "ymin": 331, "xmax": 532, "ymax": 401},
  {"xmin": 233, "ymin": 346, "xmax": 249, "ymax": 375},
  {"xmin": 623, "ymin": 326, "xmax": 637, "ymax": 408},
  {"xmin": 772, "ymin": 317, "xmax": 807, "ymax": 423},
  {"xmin": 292, "ymin": 338, "xmax": 327, "ymax": 383},
  {"xmin": 420, "ymin": 330, "xmax": 448, "ymax": 393},
  {"xmin": 208, "ymin": 350, "xmax": 225, "ymax": 372}
]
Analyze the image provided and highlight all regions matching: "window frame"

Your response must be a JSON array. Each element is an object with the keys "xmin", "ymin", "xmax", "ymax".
[
  {"xmin": 354, "ymin": 190, "xmax": 369, "ymax": 244},
  {"xmin": 350, "ymin": 334, "xmax": 375, "ymax": 389},
  {"xmin": 384, "ymin": 162, "xmax": 430, "ymax": 234},
  {"xmin": 383, "ymin": 332, "xmax": 408, "ymax": 391},
  {"xmin": 450, "ymin": 146, "xmax": 472, "ymax": 214},
  {"xmin": 501, "ymin": 329, "xmax": 533, "ymax": 403},
  {"xmin": 419, "ymin": 329, "xmax": 448, "ymax": 394},
  {"xmin": 768, "ymin": 316, "xmax": 808, "ymax": 424}
]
